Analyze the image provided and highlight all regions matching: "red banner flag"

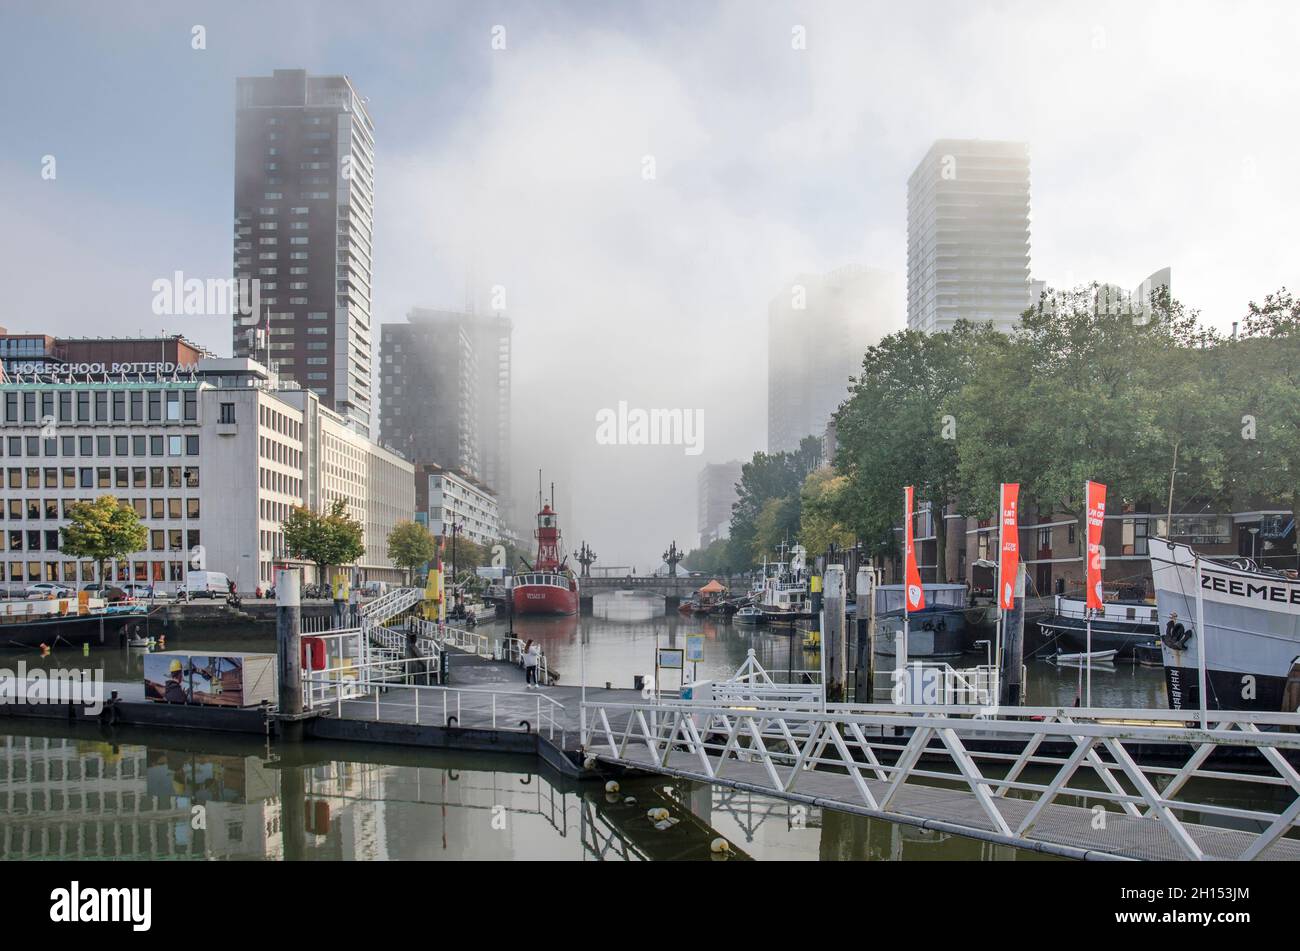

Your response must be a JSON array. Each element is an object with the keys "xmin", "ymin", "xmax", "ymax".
[
  {"xmin": 904, "ymin": 486, "xmax": 925, "ymax": 612},
  {"xmin": 997, "ymin": 483, "xmax": 1020, "ymax": 610},
  {"xmin": 1085, "ymin": 481, "xmax": 1107, "ymax": 611}
]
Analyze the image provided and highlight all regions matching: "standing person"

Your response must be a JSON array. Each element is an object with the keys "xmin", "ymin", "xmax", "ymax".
[
  {"xmin": 332, "ymin": 574, "xmax": 348, "ymax": 628},
  {"xmin": 525, "ymin": 641, "xmax": 540, "ymax": 685},
  {"xmin": 522, "ymin": 638, "xmax": 538, "ymax": 689}
]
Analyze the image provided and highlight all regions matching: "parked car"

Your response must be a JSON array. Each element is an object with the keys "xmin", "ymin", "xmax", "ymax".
[
  {"xmin": 81, "ymin": 582, "xmax": 129, "ymax": 602},
  {"xmin": 185, "ymin": 570, "xmax": 232, "ymax": 600},
  {"xmin": 121, "ymin": 582, "xmax": 166, "ymax": 600},
  {"xmin": 25, "ymin": 582, "xmax": 73, "ymax": 599}
]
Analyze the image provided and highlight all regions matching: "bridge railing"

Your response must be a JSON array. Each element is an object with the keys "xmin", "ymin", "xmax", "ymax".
[{"xmin": 580, "ymin": 696, "xmax": 1300, "ymax": 861}]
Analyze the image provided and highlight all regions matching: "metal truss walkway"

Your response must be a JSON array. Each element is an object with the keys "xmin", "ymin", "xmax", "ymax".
[{"xmin": 581, "ymin": 698, "xmax": 1300, "ymax": 861}]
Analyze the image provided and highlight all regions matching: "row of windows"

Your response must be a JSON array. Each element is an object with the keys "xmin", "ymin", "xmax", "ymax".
[
  {"xmin": 2, "ymin": 390, "xmax": 197, "ymax": 426},
  {"xmin": 3, "ymin": 495, "xmax": 197, "ymax": 520},
  {"xmin": 1, "ymin": 433, "xmax": 200, "ymax": 461},
  {"xmin": 1, "ymin": 558, "xmax": 197, "ymax": 584},
  {"xmin": 6, "ymin": 465, "xmax": 200, "ymax": 491},
  {"xmin": 3, "ymin": 523, "xmax": 200, "ymax": 554}
]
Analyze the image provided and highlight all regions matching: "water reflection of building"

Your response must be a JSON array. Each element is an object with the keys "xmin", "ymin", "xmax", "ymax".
[{"xmin": 0, "ymin": 734, "xmax": 279, "ymax": 860}]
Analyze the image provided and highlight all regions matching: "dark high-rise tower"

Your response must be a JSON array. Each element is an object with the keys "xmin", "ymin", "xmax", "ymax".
[
  {"xmin": 232, "ymin": 69, "xmax": 375, "ymax": 436},
  {"xmin": 379, "ymin": 308, "xmax": 512, "ymax": 522}
]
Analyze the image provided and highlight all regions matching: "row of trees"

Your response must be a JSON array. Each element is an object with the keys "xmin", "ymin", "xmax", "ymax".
[
  {"xmin": 58, "ymin": 495, "xmax": 504, "ymax": 588},
  {"xmin": 685, "ymin": 285, "xmax": 1300, "ymax": 575},
  {"xmin": 835, "ymin": 285, "xmax": 1300, "ymax": 575}
]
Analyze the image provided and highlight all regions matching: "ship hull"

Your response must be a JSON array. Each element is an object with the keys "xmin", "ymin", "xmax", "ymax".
[
  {"xmin": 513, "ymin": 584, "xmax": 579, "ymax": 617},
  {"xmin": 1037, "ymin": 616, "xmax": 1159, "ymax": 659},
  {"xmin": 0, "ymin": 608, "xmax": 154, "ymax": 649},
  {"xmin": 1150, "ymin": 539, "xmax": 1300, "ymax": 712}
]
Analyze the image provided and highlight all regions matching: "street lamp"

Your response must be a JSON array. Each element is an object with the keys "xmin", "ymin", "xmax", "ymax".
[
  {"xmin": 444, "ymin": 520, "xmax": 463, "ymax": 615},
  {"xmin": 1249, "ymin": 526, "xmax": 1260, "ymax": 561}
]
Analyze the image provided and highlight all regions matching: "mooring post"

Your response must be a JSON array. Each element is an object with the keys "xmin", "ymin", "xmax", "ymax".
[
  {"xmin": 854, "ymin": 566, "xmax": 876, "ymax": 703},
  {"xmin": 1001, "ymin": 564, "xmax": 1026, "ymax": 706},
  {"xmin": 824, "ymin": 565, "xmax": 846, "ymax": 702},
  {"xmin": 276, "ymin": 568, "xmax": 303, "ymax": 741}
]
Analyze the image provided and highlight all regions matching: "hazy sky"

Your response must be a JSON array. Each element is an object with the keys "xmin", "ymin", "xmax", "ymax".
[{"xmin": 2, "ymin": 1, "xmax": 1298, "ymax": 568}]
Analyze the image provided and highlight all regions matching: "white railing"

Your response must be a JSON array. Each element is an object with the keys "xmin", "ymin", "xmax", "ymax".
[
  {"xmin": 360, "ymin": 586, "xmax": 424, "ymax": 624},
  {"xmin": 690, "ymin": 648, "xmax": 824, "ymax": 705},
  {"xmin": 870, "ymin": 661, "xmax": 1014, "ymax": 708},
  {"xmin": 580, "ymin": 697, "xmax": 1300, "ymax": 861},
  {"xmin": 405, "ymin": 617, "xmax": 489, "ymax": 657},
  {"xmin": 305, "ymin": 659, "xmax": 566, "ymax": 743}
]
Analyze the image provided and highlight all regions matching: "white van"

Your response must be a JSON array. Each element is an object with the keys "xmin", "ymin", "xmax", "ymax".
[{"xmin": 186, "ymin": 571, "xmax": 232, "ymax": 599}]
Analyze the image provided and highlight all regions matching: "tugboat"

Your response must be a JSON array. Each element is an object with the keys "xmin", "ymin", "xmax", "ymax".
[{"xmin": 512, "ymin": 494, "xmax": 579, "ymax": 617}]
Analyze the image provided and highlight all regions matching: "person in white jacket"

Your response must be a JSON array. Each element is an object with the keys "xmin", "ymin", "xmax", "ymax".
[{"xmin": 523, "ymin": 640, "xmax": 541, "ymax": 689}]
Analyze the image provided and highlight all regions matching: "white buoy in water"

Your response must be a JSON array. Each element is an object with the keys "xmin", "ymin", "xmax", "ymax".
[
  {"xmin": 710, "ymin": 837, "xmax": 731, "ymax": 853},
  {"xmin": 605, "ymin": 780, "xmax": 620, "ymax": 794},
  {"xmin": 647, "ymin": 807, "xmax": 670, "ymax": 822},
  {"xmin": 584, "ymin": 756, "xmax": 596, "ymax": 771}
]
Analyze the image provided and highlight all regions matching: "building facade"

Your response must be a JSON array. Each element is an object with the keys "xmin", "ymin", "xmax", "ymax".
[
  {"xmin": 414, "ymin": 463, "xmax": 500, "ymax": 548},
  {"xmin": 697, "ymin": 460, "xmax": 742, "ymax": 547},
  {"xmin": 906, "ymin": 139, "xmax": 1032, "ymax": 335},
  {"xmin": 232, "ymin": 69, "xmax": 376, "ymax": 438},
  {"xmin": 379, "ymin": 309, "xmax": 512, "ymax": 519},
  {"xmin": 768, "ymin": 266, "xmax": 898, "ymax": 453},
  {"xmin": 0, "ymin": 356, "xmax": 413, "ymax": 594}
]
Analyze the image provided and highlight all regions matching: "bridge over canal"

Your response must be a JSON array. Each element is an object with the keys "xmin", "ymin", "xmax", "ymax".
[{"xmin": 576, "ymin": 575, "xmax": 746, "ymax": 612}]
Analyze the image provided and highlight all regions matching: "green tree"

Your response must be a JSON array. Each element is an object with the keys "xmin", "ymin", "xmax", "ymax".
[
  {"xmin": 954, "ymin": 287, "xmax": 1221, "ymax": 531},
  {"xmin": 386, "ymin": 520, "xmax": 437, "ymax": 583},
  {"xmin": 729, "ymin": 435, "xmax": 822, "ymax": 569},
  {"xmin": 835, "ymin": 324, "xmax": 995, "ymax": 579},
  {"xmin": 283, "ymin": 498, "xmax": 365, "ymax": 582},
  {"xmin": 799, "ymin": 468, "xmax": 855, "ymax": 555},
  {"xmin": 60, "ymin": 496, "xmax": 148, "ymax": 585}
]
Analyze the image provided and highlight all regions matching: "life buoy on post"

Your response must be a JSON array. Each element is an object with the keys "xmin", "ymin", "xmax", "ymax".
[{"xmin": 300, "ymin": 636, "xmax": 326, "ymax": 671}]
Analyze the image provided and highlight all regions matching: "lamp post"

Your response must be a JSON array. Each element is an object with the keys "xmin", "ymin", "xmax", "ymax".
[
  {"xmin": 444, "ymin": 520, "xmax": 462, "ymax": 615},
  {"xmin": 1249, "ymin": 526, "xmax": 1259, "ymax": 561}
]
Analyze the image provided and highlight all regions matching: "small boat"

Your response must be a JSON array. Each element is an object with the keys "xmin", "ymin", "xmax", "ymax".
[
  {"xmin": 1049, "ymin": 648, "xmax": 1119, "ymax": 664},
  {"xmin": 0, "ymin": 594, "xmax": 154, "ymax": 649},
  {"xmin": 735, "ymin": 606, "xmax": 765, "ymax": 625}
]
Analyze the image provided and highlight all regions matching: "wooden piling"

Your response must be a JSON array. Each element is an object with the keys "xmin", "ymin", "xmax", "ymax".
[
  {"xmin": 854, "ymin": 566, "xmax": 876, "ymax": 703},
  {"xmin": 276, "ymin": 569, "xmax": 303, "ymax": 740},
  {"xmin": 823, "ymin": 565, "xmax": 846, "ymax": 702}
]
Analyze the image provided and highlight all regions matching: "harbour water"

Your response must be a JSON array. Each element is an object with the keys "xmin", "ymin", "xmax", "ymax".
[{"xmin": 0, "ymin": 593, "xmax": 1182, "ymax": 861}]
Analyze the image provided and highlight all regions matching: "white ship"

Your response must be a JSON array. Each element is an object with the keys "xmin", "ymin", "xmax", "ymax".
[{"xmin": 1148, "ymin": 538, "xmax": 1300, "ymax": 712}]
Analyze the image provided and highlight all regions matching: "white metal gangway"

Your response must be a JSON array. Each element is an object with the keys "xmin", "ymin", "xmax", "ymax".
[
  {"xmin": 580, "ymin": 694, "xmax": 1300, "ymax": 861},
  {"xmin": 360, "ymin": 586, "xmax": 425, "ymax": 625}
]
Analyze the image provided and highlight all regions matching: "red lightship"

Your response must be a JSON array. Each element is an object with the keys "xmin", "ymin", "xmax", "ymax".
[{"xmin": 512, "ymin": 500, "xmax": 579, "ymax": 616}]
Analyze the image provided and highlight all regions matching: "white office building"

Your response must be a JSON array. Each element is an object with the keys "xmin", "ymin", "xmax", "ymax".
[
  {"xmin": 415, "ymin": 463, "xmax": 500, "ymax": 547},
  {"xmin": 0, "ymin": 357, "xmax": 413, "ymax": 593},
  {"xmin": 907, "ymin": 139, "xmax": 1032, "ymax": 335}
]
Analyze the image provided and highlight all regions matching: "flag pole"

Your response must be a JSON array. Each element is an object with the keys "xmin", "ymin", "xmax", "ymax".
[
  {"xmin": 1193, "ymin": 551, "xmax": 1208, "ymax": 730},
  {"xmin": 1085, "ymin": 611, "xmax": 1093, "ymax": 707}
]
